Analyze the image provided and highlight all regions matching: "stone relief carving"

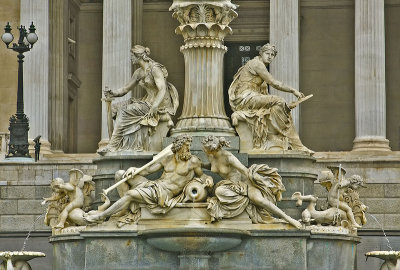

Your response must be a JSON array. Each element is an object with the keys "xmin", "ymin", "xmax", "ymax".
[
  {"xmin": 84, "ymin": 134, "xmax": 213, "ymax": 225},
  {"xmin": 228, "ymin": 43, "xmax": 314, "ymax": 154},
  {"xmin": 99, "ymin": 45, "xmax": 179, "ymax": 154},
  {"xmin": 292, "ymin": 166, "xmax": 367, "ymax": 230},
  {"xmin": 202, "ymin": 136, "xmax": 302, "ymax": 229}
]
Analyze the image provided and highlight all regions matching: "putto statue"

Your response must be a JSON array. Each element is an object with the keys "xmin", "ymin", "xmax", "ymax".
[
  {"xmin": 99, "ymin": 45, "xmax": 179, "ymax": 154},
  {"xmin": 228, "ymin": 43, "xmax": 313, "ymax": 154},
  {"xmin": 85, "ymin": 134, "xmax": 213, "ymax": 224},
  {"xmin": 42, "ymin": 169, "xmax": 95, "ymax": 229},
  {"xmin": 202, "ymin": 136, "xmax": 302, "ymax": 229},
  {"xmin": 292, "ymin": 166, "xmax": 367, "ymax": 230}
]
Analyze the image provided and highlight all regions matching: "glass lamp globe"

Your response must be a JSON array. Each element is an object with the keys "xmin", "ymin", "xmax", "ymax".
[
  {"xmin": 1, "ymin": 32, "xmax": 13, "ymax": 46},
  {"xmin": 27, "ymin": 32, "xmax": 38, "ymax": 45}
]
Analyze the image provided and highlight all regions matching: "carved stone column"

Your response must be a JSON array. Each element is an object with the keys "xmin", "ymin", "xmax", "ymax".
[
  {"xmin": 353, "ymin": 0, "xmax": 390, "ymax": 151},
  {"xmin": 20, "ymin": 0, "xmax": 52, "ymax": 154},
  {"xmin": 269, "ymin": 0, "xmax": 300, "ymax": 131},
  {"xmin": 99, "ymin": 0, "xmax": 132, "ymax": 148},
  {"xmin": 169, "ymin": 1, "xmax": 238, "ymax": 136},
  {"xmin": 131, "ymin": 0, "xmax": 144, "ymax": 99},
  {"xmin": 49, "ymin": 0, "xmax": 68, "ymax": 152}
]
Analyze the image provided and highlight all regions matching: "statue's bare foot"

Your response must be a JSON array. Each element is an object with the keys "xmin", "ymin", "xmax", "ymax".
[
  {"xmin": 83, "ymin": 213, "xmax": 104, "ymax": 224},
  {"xmin": 54, "ymin": 223, "xmax": 65, "ymax": 229},
  {"xmin": 289, "ymin": 218, "xmax": 303, "ymax": 229},
  {"xmin": 352, "ymin": 222, "xmax": 362, "ymax": 229}
]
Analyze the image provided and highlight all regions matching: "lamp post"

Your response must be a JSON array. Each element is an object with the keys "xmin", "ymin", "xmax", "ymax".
[{"xmin": 1, "ymin": 22, "xmax": 38, "ymax": 158}]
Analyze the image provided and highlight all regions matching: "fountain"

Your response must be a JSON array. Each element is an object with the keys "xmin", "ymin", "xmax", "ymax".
[
  {"xmin": 366, "ymin": 251, "xmax": 400, "ymax": 270},
  {"xmin": 44, "ymin": 1, "xmax": 364, "ymax": 269},
  {"xmin": 0, "ymin": 251, "xmax": 45, "ymax": 270}
]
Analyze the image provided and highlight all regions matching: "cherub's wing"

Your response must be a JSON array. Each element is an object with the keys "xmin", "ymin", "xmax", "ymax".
[
  {"xmin": 69, "ymin": 169, "xmax": 84, "ymax": 186},
  {"xmin": 319, "ymin": 178, "xmax": 334, "ymax": 191}
]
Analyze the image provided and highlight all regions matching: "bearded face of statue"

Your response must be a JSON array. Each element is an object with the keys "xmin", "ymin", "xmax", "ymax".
[{"xmin": 177, "ymin": 141, "xmax": 192, "ymax": 161}]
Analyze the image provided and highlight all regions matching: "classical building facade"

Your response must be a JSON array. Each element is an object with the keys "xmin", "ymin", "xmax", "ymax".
[{"xmin": 0, "ymin": 0, "xmax": 399, "ymax": 269}]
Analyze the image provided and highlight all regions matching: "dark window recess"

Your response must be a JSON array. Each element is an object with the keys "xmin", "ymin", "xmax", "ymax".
[{"xmin": 223, "ymin": 41, "xmax": 267, "ymax": 117}]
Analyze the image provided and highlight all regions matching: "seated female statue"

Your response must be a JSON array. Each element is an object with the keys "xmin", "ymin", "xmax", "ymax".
[
  {"xmin": 229, "ymin": 43, "xmax": 313, "ymax": 154},
  {"xmin": 100, "ymin": 45, "xmax": 178, "ymax": 153}
]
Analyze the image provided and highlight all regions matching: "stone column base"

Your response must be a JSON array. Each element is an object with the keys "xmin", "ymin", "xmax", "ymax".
[
  {"xmin": 28, "ymin": 139, "xmax": 52, "ymax": 155},
  {"xmin": 352, "ymin": 136, "xmax": 391, "ymax": 152}
]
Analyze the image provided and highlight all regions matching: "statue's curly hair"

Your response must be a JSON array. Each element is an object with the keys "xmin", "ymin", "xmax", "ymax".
[
  {"xmin": 201, "ymin": 135, "xmax": 230, "ymax": 151},
  {"xmin": 259, "ymin": 43, "xmax": 278, "ymax": 56},
  {"xmin": 349, "ymin": 174, "xmax": 365, "ymax": 186},
  {"xmin": 171, "ymin": 134, "xmax": 192, "ymax": 153},
  {"xmin": 131, "ymin": 45, "xmax": 151, "ymax": 61}
]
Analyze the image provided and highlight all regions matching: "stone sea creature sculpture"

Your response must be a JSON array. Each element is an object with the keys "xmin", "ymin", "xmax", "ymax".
[
  {"xmin": 321, "ymin": 167, "xmax": 367, "ymax": 228},
  {"xmin": 84, "ymin": 134, "xmax": 213, "ymax": 225},
  {"xmin": 291, "ymin": 192, "xmax": 349, "ymax": 227},
  {"xmin": 42, "ymin": 169, "xmax": 99, "ymax": 229},
  {"xmin": 99, "ymin": 45, "xmax": 179, "ymax": 154},
  {"xmin": 228, "ymin": 43, "xmax": 313, "ymax": 154},
  {"xmin": 202, "ymin": 135, "xmax": 302, "ymax": 229},
  {"xmin": 366, "ymin": 251, "xmax": 400, "ymax": 270},
  {"xmin": 292, "ymin": 166, "xmax": 367, "ymax": 230}
]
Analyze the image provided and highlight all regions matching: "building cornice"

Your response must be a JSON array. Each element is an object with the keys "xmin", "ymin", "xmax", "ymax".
[
  {"xmin": 301, "ymin": 0, "xmax": 354, "ymax": 9},
  {"xmin": 80, "ymin": 2, "xmax": 103, "ymax": 12}
]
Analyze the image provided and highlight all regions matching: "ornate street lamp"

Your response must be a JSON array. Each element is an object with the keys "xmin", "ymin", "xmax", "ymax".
[{"xmin": 1, "ymin": 22, "xmax": 38, "ymax": 158}]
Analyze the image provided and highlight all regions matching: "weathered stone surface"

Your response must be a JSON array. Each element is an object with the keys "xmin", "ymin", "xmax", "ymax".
[
  {"xmin": 357, "ymin": 183, "xmax": 384, "ymax": 198},
  {"xmin": 363, "ymin": 198, "xmax": 400, "ymax": 214},
  {"xmin": 362, "ymin": 213, "xmax": 384, "ymax": 230},
  {"xmin": 18, "ymin": 200, "xmax": 47, "ymax": 215},
  {"xmin": 0, "ymin": 215, "xmax": 36, "ymax": 231},
  {"xmin": 1, "ymin": 186, "xmax": 36, "ymax": 199},
  {"xmin": 51, "ymin": 230, "xmax": 358, "ymax": 270},
  {"xmin": 384, "ymin": 184, "xmax": 400, "ymax": 198},
  {"xmin": 0, "ymin": 200, "xmax": 17, "ymax": 215},
  {"xmin": 383, "ymin": 214, "xmax": 400, "ymax": 229},
  {"xmin": 34, "ymin": 185, "xmax": 52, "ymax": 200}
]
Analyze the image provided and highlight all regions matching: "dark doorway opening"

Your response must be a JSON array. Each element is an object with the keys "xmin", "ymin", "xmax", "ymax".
[{"xmin": 223, "ymin": 41, "xmax": 267, "ymax": 117}]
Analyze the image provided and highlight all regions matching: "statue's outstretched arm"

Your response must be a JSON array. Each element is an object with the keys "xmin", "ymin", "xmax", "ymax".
[
  {"xmin": 112, "ymin": 70, "xmax": 140, "ymax": 97},
  {"xmin": 253, "ymin": 61, "xmax": 303, "ymax": 98}
]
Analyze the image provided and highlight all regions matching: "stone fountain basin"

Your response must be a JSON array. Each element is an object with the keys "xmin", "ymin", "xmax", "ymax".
[
  {"xmin": 140, "ymin": 227, "xmax": 250, "ymax": 253},
  {"xmin": 0, "ymin": 251, "xmax": 45, "ymax": 262},
  {"xmin": 366, "ymin": 251, "xmax": 400, "ymax": 260}
]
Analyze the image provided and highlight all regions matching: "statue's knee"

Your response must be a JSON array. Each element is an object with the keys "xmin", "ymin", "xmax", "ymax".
[
  {"xmin": 214, "ymin": 186, "xmax": 225, "ymax": 197},
  {"xmin": 276, "ymin": 96, "xmax": 286, "ymax": 105},
  {"xmin": 115, "ymin": 170, "xmax": 125, "ymax": 182}
]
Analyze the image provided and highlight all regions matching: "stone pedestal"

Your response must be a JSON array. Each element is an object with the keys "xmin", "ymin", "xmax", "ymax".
[
  {"xmin": 51, "ymin": 224, "xmax": 359, "ymax": 270},
  {"xmin": 169, "ymin": 0, "xmax": 238, "ymax": 136}
]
